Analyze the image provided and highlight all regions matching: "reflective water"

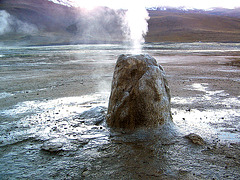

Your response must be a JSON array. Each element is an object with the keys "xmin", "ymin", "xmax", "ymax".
[{"xmin": 0, "ymin": 43, "xmax": 240, "ymax": 179}]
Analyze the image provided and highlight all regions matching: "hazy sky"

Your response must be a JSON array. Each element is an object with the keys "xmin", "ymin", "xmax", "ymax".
[
  {"xmin": 145, "ymin": 0, "xmax": 240, "ymax": 9},
  {"xmin": 61, "ymin": 0, "xmax": 240, "ymax": 9}
]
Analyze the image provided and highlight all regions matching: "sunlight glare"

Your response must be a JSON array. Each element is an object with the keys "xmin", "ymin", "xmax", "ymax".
[{"xmin": 69, "ymin": 0, "xmax": 98, "ymax": 10}]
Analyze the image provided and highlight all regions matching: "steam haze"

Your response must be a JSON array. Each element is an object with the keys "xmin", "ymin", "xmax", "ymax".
[
  {"xmin": 0, "ymin": 10, "xmax": 38, "ymax": 35},
  {"xmin": 47, "ymin": 0, "xmax": 150, "ymax": 53}
]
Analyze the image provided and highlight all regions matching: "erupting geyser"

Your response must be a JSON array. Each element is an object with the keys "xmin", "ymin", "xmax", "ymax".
[{"xmin": 107, "ymin": 54, "xmax": 172, "ymax": 129}]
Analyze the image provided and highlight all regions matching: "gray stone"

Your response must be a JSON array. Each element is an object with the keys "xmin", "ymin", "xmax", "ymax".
[
  {"xmin": 107, "ymin": 54, "xmax": 172, "ymax": 129},
  {"xmin": 77, "ymin": 106, "xmax": 106, "ymax": 125}
]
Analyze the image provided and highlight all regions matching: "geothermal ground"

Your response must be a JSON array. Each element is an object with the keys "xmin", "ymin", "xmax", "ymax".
[{"xmin": 0, "ymin": 43, "xmax": 240, "ymax": 179}]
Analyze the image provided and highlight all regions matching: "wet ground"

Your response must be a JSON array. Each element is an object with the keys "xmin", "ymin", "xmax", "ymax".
[{"xmin": 0, "ymin": 43, "xmax": 240, "ymax": 179}]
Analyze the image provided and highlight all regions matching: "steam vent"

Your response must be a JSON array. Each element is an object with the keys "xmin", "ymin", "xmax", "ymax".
[{"xmin": 107, "ymin": 54, "xmax": 172, "ymax": 129}]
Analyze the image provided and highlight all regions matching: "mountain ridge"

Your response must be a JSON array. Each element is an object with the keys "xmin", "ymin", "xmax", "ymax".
[{"xmin": 147, "ymin": 7, "xmax": 240, "ymax": 18}]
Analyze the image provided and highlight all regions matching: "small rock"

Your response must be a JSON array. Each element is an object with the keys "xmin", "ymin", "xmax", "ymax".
[
  {"xmin": 41, "ymin": 141, "xmax": 63, "ymax": 152},
  {"xmin": 185, "ymin": 133, "xmax": 205, "ymax": 145},
  {"xmin": 76, "ymin": 106, "xmax": 106, "ymax": 126}
]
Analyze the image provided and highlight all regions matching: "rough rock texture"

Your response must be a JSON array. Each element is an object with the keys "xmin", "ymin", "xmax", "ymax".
[
  {"xmin": 107, "ymin": 54, "xmax": 172, "ymax": 129},
  {"xmin": 185, "ymin": 133, "xmax": 205, "ymax": 145}
]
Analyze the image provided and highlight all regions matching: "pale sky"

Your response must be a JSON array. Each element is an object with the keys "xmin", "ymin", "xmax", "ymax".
[
  {"xmin": 144, "ymin": 0, "xmax": 240, "ymax": 9},
  {"xmin": 51, "ymin": 0, "xmax": 240, "ymax": 10}
]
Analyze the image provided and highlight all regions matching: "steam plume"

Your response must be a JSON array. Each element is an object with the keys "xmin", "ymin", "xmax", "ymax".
[
  {"xmin": 123, "ymin": 4, "xmax": 149, "ymax": 54},
  {"xmin": 48, "ymin": 0, "xmax": 150, "ymax": 54},
  {"xmin": 0, "ymin": 10, "xmax": 38, "ymax": 35}
]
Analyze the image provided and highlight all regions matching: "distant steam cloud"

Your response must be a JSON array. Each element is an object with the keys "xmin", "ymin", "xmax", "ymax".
[
  {"xmin": 75, "ymin": 7, "xmax": 123, "ymax": 44},
  {"xmin": 0, "ymin": 10, "xmax": 38, "ymax": 35},
  {"xmin": 48, "ymin": 0, "xmax": 149, "ymax": 53}
]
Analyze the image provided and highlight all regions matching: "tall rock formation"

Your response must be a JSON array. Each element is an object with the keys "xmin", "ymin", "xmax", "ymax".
[{"xmin": 107, "ymin": 54, "xmax": 172, "ymax": 129}]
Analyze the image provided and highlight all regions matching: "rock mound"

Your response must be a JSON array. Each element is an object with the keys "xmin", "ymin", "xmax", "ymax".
[{"xmin": 107, "ymin": 54, "xmax": 172, "ymax": 129}]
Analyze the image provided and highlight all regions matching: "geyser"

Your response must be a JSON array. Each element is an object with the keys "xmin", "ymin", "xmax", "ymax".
[
  {"xmin": 107, "ymin": 54, "xmax": 172, "ymax": 129},
  {"xmin": 123, "ymin": 3, "xmax": 149, "ymax": 54},
  {"xmin": 48, "ymin": 0, "xmax": 149, "ymax": 53}
]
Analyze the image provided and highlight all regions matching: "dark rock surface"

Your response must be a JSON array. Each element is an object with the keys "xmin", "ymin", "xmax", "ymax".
[{"xmin": 107, "ymin": 54, "xmax": 172, "ymax": 129}]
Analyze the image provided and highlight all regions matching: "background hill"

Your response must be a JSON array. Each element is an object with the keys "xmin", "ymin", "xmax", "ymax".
[
  {"xmin": 0, "ymin": 0, "xmax": 240, "ymax": 45},
  {"xmin": 146, "ymin": 10, "xmax": 240, "ymax": 42}
]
